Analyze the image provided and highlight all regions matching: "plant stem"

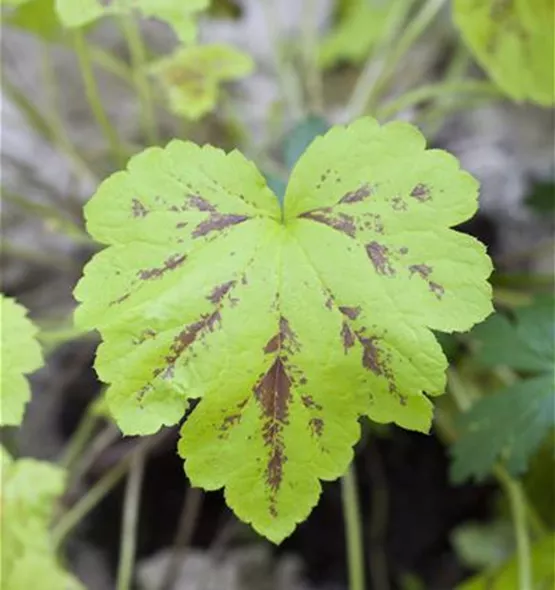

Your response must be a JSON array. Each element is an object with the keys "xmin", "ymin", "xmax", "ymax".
[
  {"xmin": 117, "ymin": 451, "xmax": 146, "ymax": 590},
  {"xmin": 301, "ymin": 0, "xmax": 324, "ymax": 113},
  {"xmin": 59, "ymin": 407, "xmax": 99, "ymax": 471},
  {"xmin": 494, "ymin": 466, "xmax": 533, "ymax": 590},
  {"xmin": 344, "ymin": 0, "xmax": 416, "ymax": 121},
  {"xmin": 120, "ymin": 15, "xmax": 159, "ymax": 146},
  {"xmin": 376, "ymin": 80, "xmax": 502, "ymax": 120},
  {"xmin": 52, "ymin": 438, "xmax": 152, "ymax": 550},
  {"xmin": 159, "ymin": 486, "xmax": 203, "ymax": 590},
  {"xmin": 71, "ymin": 29, "xmax": 127, "ymax": 168},
  {"xmin": 260, "ymin": 0, "xmax": 303, "ymax": 118},
  {"xmin": 341, "ymin": 463, "xmax": 365, "ymax": 590}
]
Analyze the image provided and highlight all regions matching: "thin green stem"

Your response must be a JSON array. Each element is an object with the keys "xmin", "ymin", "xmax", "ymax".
[
  {"xmin": 301, "ymin": 0, "xmax": 324, "ymax": 113},
  {"xmin": 260, "ymin": 0, "xmax": 304, "ymax": 118},
  {"xmin": 344, "ymin": 0, "xmax": 416, "ymax": 120},
  {"xmin": 117, "ymin": 452, "xmax": 146, "ymax": 590},
  {"xmin": 494, "ymin": 466, "xmax": 533, "ymax": 590},
  {"xmin": 376, "ymin": 80, "xmax": 502, "ymax": 120},
  {"xmin": 71, "ymin": 29, "xmax": 126, "ymax": 167},
  {"xmin": 159, "ymin": 487, "xmax": 203, "ymax": 590},
  {"xmin": 52, "ymin": 439, "xmax": 153, "ymax": 550},
  {"xmin": 120, "ymin": 15, "xmax": 159, "ymax": 146},
  {"xmin": 59, "ymin": 408, "xmax": 99, "ymax": 471},
  {"xmin": 341, "ymin": 463, "xmax": 365, "ymax": 590}
]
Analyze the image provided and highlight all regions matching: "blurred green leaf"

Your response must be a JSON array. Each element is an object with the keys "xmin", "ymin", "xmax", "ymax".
[
  {"xmin": 6, "ymin": 0, "xmax": 60, "ymax": 41},
  {"xmin": 283, "ymin": 115, "xmax": 329, "ymax": 171},
  {"xmin": 452, "ymin": 521, "xmax": 514, "ymax": 570},
  {"xmin": 457, "ymin": 533, "xmax": 555, "ymax": 589},
  {"xmin": 525, "ymin": 181, "xmax": 555, "ymax": 214}
]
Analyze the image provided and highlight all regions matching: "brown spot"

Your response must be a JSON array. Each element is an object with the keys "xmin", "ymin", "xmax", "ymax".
[
  {"xmin": 325, "ymin": 295, "xmax": 334, "ymax": 310},
  {"xmin": 192, "ymin": 213, "xmax": 249, "ymax": 238},
  {"xmin": 339, "ymin": 306, "xmax": 361, "ymax": 320},
  {"xmin": 399, "ymin": 247, "xmax": 409, "ymax": 255},
  {"xmin": 138, "ymin": 253, "xmax": 186, "ymax": 280},
  {"xmin": 186, "ymin": 194, "xmax": 217, "ymax": 212},
  {"xmin": 341, "ymin": 322, "xmax": 356, "ymax": 352},
  {"xmin": 409, "ymin": 264, "xmax": 433, "ymax": 279},
  {"xmin": 207, "ymin": 281, "xmax": 235, "ymax": 304},
  {"xmin": 410, "ymin": 184, "xmax": 431, "ymax": 202},
  {"xmin": 299, "ymin": 376, "xmax": 308, "ymax": 385},
  {"xmin": 133, "ymin": 328, "xmax": 156, "ymax": 345},
  {"xmin": 131, "ymin": 198, "xmax": 148, "ymax": 218},
  {"xmin": 391, "ymin": 196, "xmax": 408, "ymax": 211},
  {"xmin": 359, "ymin": 336, "xmax": 383, "ymax": 375},
  {"xmin": 302, "ymin": 395, "xmax": 322, "ymax": 410},
  {"xmin": 300, "ymin": 209, "xmax": 356, "ymax": 238},
  {"xmin": 176, "ymin": 221, "xmax": 188, "ymax": 229},
  {"xmin": 309, "ymin": 418, "xmax": 324, "ymax": 437},
  {"xmin": 339, "ymin": 183, "xmax": 372, "ymax": 204},
  {"xmin": 366, "ymin": 242, "xmax": 395, "ymax": 276},
  {"xmin": 429, "ymin": 282, "xmax": 445, "ymax": 299},
  {"xmin": 264, "ymin": 334, "xmax": 280, "ymax": 354},
  {"xmin": 110, "ymin": 292, "xmax": 130, "ymax": 306}
]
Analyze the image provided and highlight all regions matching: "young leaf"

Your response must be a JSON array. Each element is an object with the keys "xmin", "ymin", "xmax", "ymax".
[
  {"xmin": 0, "ymin": 295, "xmax": 43, "ymax": 426},
  {"xmin": 74, "ymin": 117, "xmax": 493, "ymax": 543},
  {"xmin": 451, "ymin": 299, "xmax": 555, "ymax": 481},
  {"xmin": 457, "ymin": 533, "xmax": 554, "ymax": 590},
  {"xmin": 149, "ymin": 44, "xmax": 254, "ymax": 120},
  {"xmin": 454, "ymin": 0, "xmax": 554, "ymax": 105},
  {"xmin": 1, "ymin": 449, "xmax": 83, "ymax": 589},
  {"xmin": 320, "ymin": 0, "xmax": 392, "ymax": 68},
  {"xmin": 55, "ymin": 0, "xmax": 209, "ymax": 43}
]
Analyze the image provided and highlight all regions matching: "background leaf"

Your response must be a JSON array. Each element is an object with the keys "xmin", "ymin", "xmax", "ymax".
[
  {"xmin": 149, "ymin": 44, "xmax": 254, "ymax": 120},
  {"xmin": 0, "ymin": 295, "xmax": 44, "ymax": 426},
  {"xmin": 75, "ymin": 118, "xmax": 492, "ymax": 543},
  {"xmin": 454, "ymin": 0, "xmax": 555, "ymax": 105}
]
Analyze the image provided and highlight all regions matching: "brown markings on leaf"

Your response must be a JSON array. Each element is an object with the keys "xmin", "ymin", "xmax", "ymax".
[
  {"xmin": 110, "ymin": 292, "xmax": 130, "ymax": 306},
  {"xmin": 300, "ymin": 209, "xmax": 356, "ymax": 238},
  {"xmin": 207, "ymin": 281, "xmax": 236, "ymax": 305},
  {"xmin": 341, "ymin": 323, "xmax": 356, "ymax": 352},
  {"xmin": 255, "ymin": 315, "xmax": 303, "ymax": 517},
  {"xmin": 138, "ymin": 253, "xmax": 187, "ymax": 280},
  {"xmin": 309, "ymin": 418, "xmax": 324, "ymax": 437},
  {"xmin": 410, "ymin": 184, "xmax": 431, "ymax": 202},
  {"xmin": 192, "ymin": 213, "xmax": 249, "ymax": 238},
  {"xmin": 359, "ymin": 335, "xmax": 383, "ymax": 376},
  {"xmin": 176, "ymin": 221, "xmax": 188, "ymax": 229},
  {"xmin": 154, "ymin": 310, "xmax": 221, "ymax": 379},
  {"xmin": 131, "ymin": 199, "xmax": 148, "ymax": 218},
  {"xmin": 133, "ymin": 328, "xmax": 156, "ymax": 345},
  {"xmin": 186, "ymin": 194, "xmax": 217, "ymax": 212},
  {"xmin": 325, "ymin": 295, "xmax": 334, "ymax": 310},
  {"xmin": 409, "ymin": 264, "xmax": 433, "ymax": 279},
  {"xmin": 409, "ymin": 264, "xmax": 445, "ymax": 299},
  {"xmin": 302, "ymin": 395, "xmax": 322, "ymax": 410},
  {"xmin": 339, "ymin": 306, "xmax": 361, "ymax": 320},
  {"xmin": 391, "ymin": 196, "xmax": 408, "ymax": 211},
  {"xmin": 218, "ymin": 399, "xmax": 249, "ymax": 438},
  {"xmin": 366, "ymin": 242, "xmax": 395, "ymax": 276},
  {"xmin": 399, "ymin": 247, "xmax": 409, "ymax": 255},
  {"xmin": 429, "ymin": 282, "xmax": 445, "ymax": 299},
  {"xmin": 339, "ymin": 183, "xmax": 372, "ymax": 204}
]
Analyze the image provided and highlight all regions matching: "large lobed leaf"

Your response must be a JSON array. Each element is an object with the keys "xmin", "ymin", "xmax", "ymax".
[
  {"xmin": 149, "ymin": 44, "xmax": 254, "ymax": 120},
  {"xmin": 74, "ymin": 117, "xmax": 493, "ymax": 542},
  {"xmin": 55, "ymin": 0, "xmax": 209, "ymax": 43},
  {"xmin": 451, "ymin": 298, "xmax": 555, "ymax": 482},
  {"xmin": 0, "ymin": 295, "xmax": 43, "ymax": 426},
  {"xmin": 0, "ymin": 448, "xmax": 83, "ymax": 589},
  {"xmin": 454, "ymin": 0, "xmax": 554, "ymax": 105}
]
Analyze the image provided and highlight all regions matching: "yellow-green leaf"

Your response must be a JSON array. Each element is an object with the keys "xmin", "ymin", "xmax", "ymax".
[
  {"xmin": 0, "ymin": 295, "xmax": 43, "ymax": 426},
  {"xmin": 453, "ymin": 0, "xmax": 555, "ymax": 105},
  {"xmin": 0, "ymin": 449, "xmax": 83, "ymax": 589},
  {"xmin": 149, "ymin": 43, "xmax": 254, "ymax": 120},
  {"xmin": 74, "ymin": 117, "xmax": 493, "ymax": 543},
  {"xmin": 55, "ymin": 0, "xmax": 209, "ymax": 43}
]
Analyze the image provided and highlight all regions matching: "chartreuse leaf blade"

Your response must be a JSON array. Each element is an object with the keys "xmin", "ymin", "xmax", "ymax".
[
  {"xmin": 457, "ymin": 533, "xmax": 555, "ymax": 590},
  {"xmin": 150, "ymin": 44, "xmax": 254, "ymax": 120},
  {"xmin": 0, "ymin": 448, "xmax": 83, "ymax": 589},
  {"xmin": 55, "ymin": 0, "xmax": 209, "ymax": 43},
  {"xmin": 0, "ymin": 295, "xmax": 43, "ymax": 426},
  {"xmin": 74, "ymin": 117, "xmax": 492, "ymax": 543},
  {"xmin": 453, "ymin": 0, "xmax": 555, "ymax": 105}
]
